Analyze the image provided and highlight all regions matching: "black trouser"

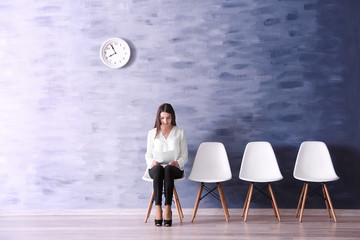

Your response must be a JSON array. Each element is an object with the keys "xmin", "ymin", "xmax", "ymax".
[{"xmin": 149, "ymin": 164, "xmax": 184, "ymax": 206}]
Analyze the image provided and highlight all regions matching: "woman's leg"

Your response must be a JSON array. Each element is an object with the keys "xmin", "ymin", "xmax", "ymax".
[
  {"xmin": 149, "ymin": 165, "xmax": 165, "ymax": 205},
  {"xmin": 163, "ymin": 165, "xmax": 183, "ymax": 226},
  {"xmin": 164, "ymin": 165, "xmax": 184, "ymax": 206}
]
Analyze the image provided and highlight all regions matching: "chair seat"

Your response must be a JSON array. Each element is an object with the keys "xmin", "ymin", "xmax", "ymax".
[
  {"xmin": 188, "ymin": 176, "xmax": 231, "ymax": 183},
  {"xmin": 240, "ymin": 175, "xmax": 283, "ymax": 183},
  {"xmin": 294, "ymin": 175, "xmax": 339, "ymax": 183}
]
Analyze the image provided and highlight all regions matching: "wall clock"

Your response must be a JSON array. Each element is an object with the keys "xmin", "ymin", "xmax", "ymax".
[{"xmin": 100, "ymin": 38, "xmax": 131, "ymax": 68}]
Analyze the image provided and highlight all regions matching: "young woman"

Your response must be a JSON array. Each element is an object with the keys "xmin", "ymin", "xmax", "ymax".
[{"xmin": 145, "ymin": 103, "xmax": 188, "ymax": 227}]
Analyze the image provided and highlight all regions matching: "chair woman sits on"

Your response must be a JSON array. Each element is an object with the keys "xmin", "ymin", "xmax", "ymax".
[{"xmin": 145, "ymin": 103, "xmax": 188, "ymax": 227}]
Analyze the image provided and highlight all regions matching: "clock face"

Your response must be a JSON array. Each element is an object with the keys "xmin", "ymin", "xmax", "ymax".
[{"xmin": 100, "ymin": 38, "xmax": 131, "ymax": 68}]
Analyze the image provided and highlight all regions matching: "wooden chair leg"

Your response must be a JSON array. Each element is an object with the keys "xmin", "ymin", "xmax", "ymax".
[
  {"xmin": 191, "ymin": 183, "xmax": 204, "ymax": 222},
  {"xmin": 173, "ymin": 186, "xmax": 182, "ymax": 223},
  {"xmin": 178, "ymin": 201, "xmax": 184, "ymax": 218},
  {"xmin": 299, "ymin": 182, "xmax": 308, "ymax": 222},
  {"xmin": 323, "ymin": 183, "xmax": 338, "ymax": 223},
  {"xmin": 268, "ymin": 183, "xmax": 282, "ymax": 222},
  {"xmin": 173, "ymin": 186, "xmax": 184, "ymax": 218},
  {"xmin": 321, "ymin": 184, "xmax": 331, "ymax": 218},
  {"xmin": 270, "ymin": 200, "xmax": 278, "ymax": 218},
  {"xmin": 217, "ymin": 183, "xmax": 230, "ymax": 222},
  {"xmin": 269, "ymin": 191, "xmax": 278, "ymax": 218},
  {"xmin": 242, "ymin": 185, "xmax": 251, "ymax": 218},
  {"xmin": 295, "ymin": 183, "xmax": 306, "ymax": 218},
  {"xmin": 244, "ymin": 183, "xmax": 254, "ymax": 222},
  {"xmin": 145, "ymin": 191, "xmax": 154, "ymax": 223}
]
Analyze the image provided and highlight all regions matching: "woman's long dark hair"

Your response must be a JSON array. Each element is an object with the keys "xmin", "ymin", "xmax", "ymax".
[{"xmin": 154, "ymin": 103, "xmax": 177, "ymax": 138}]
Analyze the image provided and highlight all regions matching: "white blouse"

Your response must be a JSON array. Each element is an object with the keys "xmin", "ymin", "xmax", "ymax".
[{"xmin": 145, "ymin": 126, "xmax": 188, "ymax": 170}]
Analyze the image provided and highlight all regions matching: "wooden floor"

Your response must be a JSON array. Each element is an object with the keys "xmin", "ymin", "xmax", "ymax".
[{"xmin": 0, "ymin": 208, "xmax": 359, "ymax": 240}]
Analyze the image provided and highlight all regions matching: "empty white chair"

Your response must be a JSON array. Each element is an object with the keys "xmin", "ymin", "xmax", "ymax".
[
  {"xmin": 189, "ymin": 142, "xmax": 232, "ymax": 222},
  {"xmin": 239, "ymin": 141, "xmax": 283, "ymax": 222},
  {"xmin": 142, "ymin": 170, "xmax": 185, "ymax": 223},
  {"xmin": 293, "ymin": 141, "xmax": 339, "ymax": 222}
]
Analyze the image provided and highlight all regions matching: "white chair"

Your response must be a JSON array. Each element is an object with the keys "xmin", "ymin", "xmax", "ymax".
[
  {"xmin": 142, "ymin": 170, "xmax": 185, "ymax": 223},
  {"xmin": 293, "ymin": 141, "xmax": 339, "ymax": 222},
  {"xmin": 239, "ymin": 141, "xmax": 283, "ymax": 222},
  {"xmin": 188, "ymin": 142, "xmax": 232, "ymax": 222}
]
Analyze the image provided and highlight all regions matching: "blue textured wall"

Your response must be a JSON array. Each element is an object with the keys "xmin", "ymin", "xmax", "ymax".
[{"xmin": 0, "ymin": 0, "xmax": 359, "ymax": 210}]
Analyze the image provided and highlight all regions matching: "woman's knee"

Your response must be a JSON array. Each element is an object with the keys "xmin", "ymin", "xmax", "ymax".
[
  {"xmin": 151, "ymin": 164, "xmax": 164, "ymax": 177},
  {"xmin": 164, "ymin": 165, "xmax": 173, "ymax": 174},
  {"xmin": 164, "ymin": 165, "xmax": 178, "ymax": 180}
]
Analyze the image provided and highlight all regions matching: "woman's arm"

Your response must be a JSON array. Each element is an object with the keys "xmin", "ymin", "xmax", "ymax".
[
  {"xmin": 175, "ymin": 129, "xmax": 188, "ymax": 170},
  {"xmin": 145, "ymin": 130, "xmax": 157, "ymax": 169}
]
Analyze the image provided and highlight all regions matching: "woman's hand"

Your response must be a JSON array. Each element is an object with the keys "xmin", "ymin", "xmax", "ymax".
[
  {"xmin": 169, "ymin": 161, "xmax": 179, "ymax": 167},
  {"xmin": 152, "ymin": 160, "xmax": 160, "ymax": 167}
]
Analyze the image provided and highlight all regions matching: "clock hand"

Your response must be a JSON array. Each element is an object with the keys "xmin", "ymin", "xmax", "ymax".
[
  {"xmin": 110, "ymin": 44, "xmax": 117, "ymax": 54},
  {"xmin": 109, "ymin": 52, "xmax": 116, "ymax": 57}
]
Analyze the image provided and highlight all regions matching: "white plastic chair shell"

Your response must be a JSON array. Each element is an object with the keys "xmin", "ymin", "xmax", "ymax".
[
  {"xmin": 293, "ymin": 141, "xmax": 339, "ymax": 182},
  {"xmin": 189, "ymin": 142, "xmax": 232, "ymax": 183},
  {"xmin": 239, "ymin": 141, "xmax": 283, "ymax": 182}
]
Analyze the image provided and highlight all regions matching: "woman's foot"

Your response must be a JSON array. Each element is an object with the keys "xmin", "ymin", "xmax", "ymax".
[
  {"xmin": 164, "ymin": 205, "xmax": 172, "ymax": 227},
  {"xmin": 155, "ymin": 205, "xmax": 163, "ymax": 226}
]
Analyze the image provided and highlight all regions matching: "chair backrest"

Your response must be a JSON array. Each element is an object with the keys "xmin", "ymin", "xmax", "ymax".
[
  {"xmin": 293, "ymin": 141, "xmax": 339, "ymax": 182},
  {"xmin": 239, "ymin": 141, "xmax": 283, "ymax": 182},
  {"xmin": 188, "ymin": 142, "xmax": 232, "ymax": 183}
]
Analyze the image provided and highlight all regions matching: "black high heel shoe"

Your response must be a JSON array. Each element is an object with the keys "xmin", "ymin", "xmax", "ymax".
[
  {"xmin": 164, "ymin": 205, "xmax": 172, "ymax": 227},
  {"xmin": 164, "ymin": 219, "xmax": 172, "ymax": 227},
  {"xmin": 155, "ymin": 205, "xmax": 163, "ymax": 227},
  {"xmin": 155, "ymin": 219, "xmax": 163, "ymax": 226}
]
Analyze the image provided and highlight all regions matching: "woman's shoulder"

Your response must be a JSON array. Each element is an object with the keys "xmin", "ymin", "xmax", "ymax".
[{"xmin": 148, "ymin": 128, "xmax": 157, "ymax": 136}]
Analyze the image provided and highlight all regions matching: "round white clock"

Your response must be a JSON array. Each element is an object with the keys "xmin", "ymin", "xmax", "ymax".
[{"xmin": 100, "ymin": 38, "xmax": 131, "ymax": 68}]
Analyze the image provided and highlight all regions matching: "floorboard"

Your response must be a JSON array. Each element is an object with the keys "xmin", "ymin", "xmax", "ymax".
[{"xmin": 0, "ymin": 209, "xmax": 359, "ymax": 240}]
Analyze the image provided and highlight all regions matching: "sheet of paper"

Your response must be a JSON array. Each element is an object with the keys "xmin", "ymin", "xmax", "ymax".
[{"xmin": 154, "ymin": 151, "xmax": 175, "ymax": 164}]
